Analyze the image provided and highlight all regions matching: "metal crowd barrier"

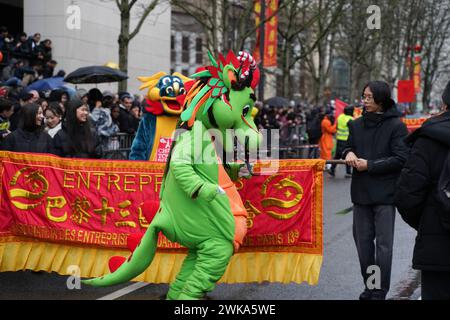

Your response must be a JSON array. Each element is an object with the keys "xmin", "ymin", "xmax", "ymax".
[
  {"xmin": 102, "ymin": 133, "xmax": 136, "ymax": 160},
  {"xmin": 275, "ymin": 144, "xmax": 320, "ymax": 159},
  {"xmin": 100, "ymin": 138, "xmax": 325, "ymax": 162},
  {"xmin": 100, "ymin": 139, "xmax": 321, "ymax": 161}
]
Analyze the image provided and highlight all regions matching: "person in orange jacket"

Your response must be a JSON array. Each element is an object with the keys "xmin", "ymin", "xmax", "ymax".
[{"xmin": 319, "ymin": 112, "xmax": 337, "ymax": 165}]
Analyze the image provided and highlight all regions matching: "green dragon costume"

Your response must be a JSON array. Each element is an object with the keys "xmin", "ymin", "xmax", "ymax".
[{"xmin": 82, "ymin": 50, "xmax": 261, "ymax": 300}]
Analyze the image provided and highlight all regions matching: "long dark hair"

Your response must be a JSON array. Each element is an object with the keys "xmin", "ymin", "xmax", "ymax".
[
  {"xmin": 19, "ymin": 103, "xmax": 43, "ymax": 132},
  {"xmin": 362, "ymin": 81, "xmax": 396, "ymax": 111},
  {"xmin": 46, "ymin": 102, "xmax": 63, "ymax": 118},
  {"xmin": 64, "ymin": 99, "xmax": 95, "ymax": 155}
]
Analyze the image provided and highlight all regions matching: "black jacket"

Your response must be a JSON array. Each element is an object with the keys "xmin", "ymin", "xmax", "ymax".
[
  {"xmin": 53, "ymin": 125, "xmax": 102, "ymax": 159},
  {"xmin": 118, "ymin": 106, "xmax": 135, "ymax": 134},
  {"xmin": 0, "ymin": 128, "xmax": 55, "ymax": 154},
  {"xmin": 394, "ymin": 110, "xmax": 450, "ymax": 271},
  {"xmin": 343, "ymin": 107, "xmax": 409, "ymax": 205}
]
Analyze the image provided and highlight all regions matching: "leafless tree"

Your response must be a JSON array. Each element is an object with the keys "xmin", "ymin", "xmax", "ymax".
[
  {"xmin": 171, "ymin": 0, "xmax": 293, "ymax": 54},
  {"xmin": 296, "ymin": 0, "xmax": 345, "ymax": 103},
  {"xmin": 114, "ymin": 0, "xmax": 159, "ymax": 92}
]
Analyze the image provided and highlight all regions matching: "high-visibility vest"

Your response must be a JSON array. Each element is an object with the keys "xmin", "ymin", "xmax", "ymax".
[{"xmin": 336, "ymin": 114, "xmax": 353, "ymax": 141}]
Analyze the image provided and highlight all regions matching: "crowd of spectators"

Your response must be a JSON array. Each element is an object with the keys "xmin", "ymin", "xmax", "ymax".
[
  {"xmin": 0, "ymin": 86, "xmax": 143, "ymax": 159},
  {"xmin": 1, "ymin": 27, "xmax": 58, "ymax": 87},
  {"xmin": 0, "ymin": 27, "xmax": 145, "ymax": 159}
]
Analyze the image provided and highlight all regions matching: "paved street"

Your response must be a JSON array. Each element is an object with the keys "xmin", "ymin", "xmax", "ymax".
[{"xmin": 0, "ymin": 165, "xmax": 419, "ymax": 300}]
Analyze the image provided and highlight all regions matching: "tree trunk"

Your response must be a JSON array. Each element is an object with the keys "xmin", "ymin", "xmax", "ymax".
[
  {"xmin": 118, "ymin": 36, "xmax": 129, "ymax": 92},
  {"xmin": 281, "ymin": 40, "xmax": 290, "ymax": 97},
  {"xmin": 118, "ymin": 9, "xmax": 130, "ymax": 92}
]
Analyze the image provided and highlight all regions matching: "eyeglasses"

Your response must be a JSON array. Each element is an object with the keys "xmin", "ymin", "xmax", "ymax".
[{"xmin": 361, "ymin": 95, "xmax": 374, "ymax": 102}]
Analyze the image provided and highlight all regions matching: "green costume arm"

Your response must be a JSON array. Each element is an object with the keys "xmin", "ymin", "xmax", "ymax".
[{"xmin": 170, "ymin": 131, "xmax": 218, "ymax": 202}]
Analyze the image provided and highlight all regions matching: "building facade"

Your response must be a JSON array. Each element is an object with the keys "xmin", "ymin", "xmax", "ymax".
[{"xmin": 1, "ymin": 0, "xmax": 171, "ymax": 93}]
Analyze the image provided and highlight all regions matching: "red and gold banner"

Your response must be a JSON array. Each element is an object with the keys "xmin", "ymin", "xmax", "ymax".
[
  {"xmin": 414, "ymin": 56, "xmax": 421, "ymax": 94},
  {"xmin": 353, "ymin": 108, "xmax": 427, "ymax": 133},
  {"xmin": 0, "ymin": 152, "xmax": 162, "ymax": 248},
  {"xmin": 402, "ymin": 117, "xmax": 428, "ymax": 133},
  {"xmin": 253, "ymin": 0, "xmax": 278, "ymax": 67},
  {"xmin": 398, "ymin": 80, "xmax": 416, "ymax": 103},
  {"xmin": 0, "ymin": 152, "xmax": 324, "ymax": 284}
]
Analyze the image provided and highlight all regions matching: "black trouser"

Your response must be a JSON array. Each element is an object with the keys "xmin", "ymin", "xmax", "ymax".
[
  {"xmin": 422, "ymin": 271, "xmax": 450, "ymax": 300},
  {"xmin": 331, "ymin": 140, "xmax": 351, "ymax": 174},
  {"xmin": 353, "ymin": 204, "xmax": 396, "ymax": 294}
]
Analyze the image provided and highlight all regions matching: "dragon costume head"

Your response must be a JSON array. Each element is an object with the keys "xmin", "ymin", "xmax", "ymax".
[
  {"xmin": 180, "ymin": 50, "xmax": 262, "ymax": 155},
  {"xmin": 138, "ymin": 72, "xmax": 193, "ymax": 116}
]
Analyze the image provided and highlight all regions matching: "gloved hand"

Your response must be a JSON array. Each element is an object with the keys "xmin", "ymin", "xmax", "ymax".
[
  {"xmin": 238, "ymin": 163, "xmax": 253, "ymax": 179},
  {"xmin": 197, "ymin": 183, "xmax": 226, "ymax": 202}
]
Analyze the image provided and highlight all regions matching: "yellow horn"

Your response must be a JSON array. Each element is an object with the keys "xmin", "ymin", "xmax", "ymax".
[
  {"xmin": 172, "ymin": 72, "xmax": 192, "ymax": 84},
  {"xmin": 139, "ymin": 79, "xmax": 160, "ymax": 91},
  {"xmin": 138, "ymin": 71, "xmax": 168, "ymax": 84}
]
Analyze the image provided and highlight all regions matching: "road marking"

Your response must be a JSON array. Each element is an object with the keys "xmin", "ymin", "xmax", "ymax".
[{"xmin": 97, "ymin": 282, "xmax": 149, "ymax": 300}]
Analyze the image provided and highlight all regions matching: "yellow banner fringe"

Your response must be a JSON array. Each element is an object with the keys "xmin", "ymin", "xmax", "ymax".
[{"xmin": 0, "ymin": 238, "xmax": 321, "ymax": 285}]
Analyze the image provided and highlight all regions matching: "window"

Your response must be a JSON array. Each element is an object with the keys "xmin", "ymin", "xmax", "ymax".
[
  {"xmin": 182, "ymin": 36, "xmax": 190, "ymax": 63},
  {"xmin": 195, "ymin": 37, "xmax": 203, "ymax": 64},
  {"xmin": 171, "ymin": 35, "xmax": 176, "ymax": 62}
]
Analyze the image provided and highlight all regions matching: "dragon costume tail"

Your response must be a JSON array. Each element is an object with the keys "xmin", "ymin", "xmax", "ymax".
[{"xmin": 81, "ymin": 225, "xmax": 158, "ymax": 287}]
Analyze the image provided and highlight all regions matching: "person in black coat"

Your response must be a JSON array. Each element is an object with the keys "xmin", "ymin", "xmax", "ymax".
[
  {"xmin": 343, "ymin": 81, "xmax": 409, "ymax": 300},
  {"xmin": 394, "ymin": 81, "xmax": 450, "ymax": 300},
  {"xmin": 12, "ymin": 32, "xmax": 32, "ymax": 62},
  {"xmin": 0, "ymin": 102, "xmax": 55, "ymax": 154},
  {"xmin": 53, "ymin": 97, "xmax": 102, "ymax": 159},
  {"xmin": 117, "ymin": 93, "xmax": 135, "ymax": 134}
]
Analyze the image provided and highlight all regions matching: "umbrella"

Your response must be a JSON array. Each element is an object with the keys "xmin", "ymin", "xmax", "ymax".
[
  {"xmin": 26, "ymin": 77, "xmax": 66, "ymax": 92},
  {"xmin": 264, "ymin": 96, "xmax": 289, "ymax": 108},
  {"xmin": 64, "ymin": 66, "xmax": 128, "ymax": 84}
]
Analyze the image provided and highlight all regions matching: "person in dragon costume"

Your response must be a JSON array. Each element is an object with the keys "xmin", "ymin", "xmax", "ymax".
[
  {"xmin": 129, "ymin": 72, "xmax": 193, "ymax": 162},
  {"xmin": 82, "ymin": 50, "xmax": 262, "ymax": 300}
]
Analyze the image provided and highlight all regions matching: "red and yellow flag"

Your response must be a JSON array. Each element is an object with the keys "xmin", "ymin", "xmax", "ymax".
[{"xmin": 253, "ymin": 0, "xmax": 278, "ymax": 67}]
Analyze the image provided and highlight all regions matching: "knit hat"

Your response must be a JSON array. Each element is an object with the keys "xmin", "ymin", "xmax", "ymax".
[
  {"xmin": 75, "ymin": 89, "xmax": 88, "ymax": 100},
  {"xmin": 68, "ymin": 97, "xmax": 84, "ymax": 110},
  {"xmin": 443, "ymin": 81, "xmax": 450, "ymax": 107}
]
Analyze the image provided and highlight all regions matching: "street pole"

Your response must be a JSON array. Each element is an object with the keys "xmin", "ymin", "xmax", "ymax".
[{"xmin": 258, "ymin": 0, "xmax": 266, "ymax": 103}]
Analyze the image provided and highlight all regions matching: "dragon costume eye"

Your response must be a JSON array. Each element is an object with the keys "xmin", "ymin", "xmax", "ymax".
[
  {"xmin": 179, "ymin": 88, "xmax": 186, "ymax": 95},
  {"xmin": 162, "ymin": 77, "xmax": 171, "ymax": 86},
  {"xmin": 242, "ymin": 105, "xmax": 250, "ymax": 117},
  {"xmin": 166, "ymin": 87, "xmax": 174, "ymax": 94}
]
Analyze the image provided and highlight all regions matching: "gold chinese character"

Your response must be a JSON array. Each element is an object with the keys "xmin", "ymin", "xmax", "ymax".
[
  {"xmin": 115, "ymin": 200, "xmax": 137, "ymax": 228},
  {"xmin": 71, "ymin": 197, "xmax": 91, "ymax": 225},
  {"xmin": 94, "ymin": 197, "xmax": 115, "ymax": 225},
  {"xmin": 46, "ymin": 196, "xmax": 68, "ymax": 223}
]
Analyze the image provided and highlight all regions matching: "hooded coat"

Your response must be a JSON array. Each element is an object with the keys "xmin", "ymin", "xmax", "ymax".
[
  {"xmin": 394, "ymin": 110, "xmax": 450, "ymax": 271},
  {"xmin": 343, "ymin": 107, "xmax": 409, "ymax": 205}
]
